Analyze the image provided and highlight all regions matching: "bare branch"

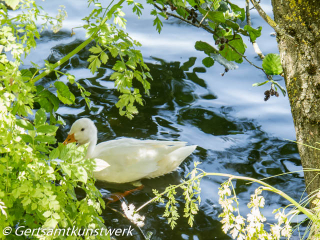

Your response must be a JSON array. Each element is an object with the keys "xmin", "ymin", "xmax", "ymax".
[{"xmin": 250, "ymin": 0, "xmax": 284, "ymax": 35}]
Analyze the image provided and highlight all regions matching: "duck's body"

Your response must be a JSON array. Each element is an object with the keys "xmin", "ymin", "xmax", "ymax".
[{"xmin": 64, "ymin": 118, "xmax": 197, "ymax": 183}]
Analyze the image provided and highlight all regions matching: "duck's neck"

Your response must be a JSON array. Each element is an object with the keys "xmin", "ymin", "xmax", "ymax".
[{"xmin": 85, "ymin": 136, "xmax": 97, "ymax": 159}]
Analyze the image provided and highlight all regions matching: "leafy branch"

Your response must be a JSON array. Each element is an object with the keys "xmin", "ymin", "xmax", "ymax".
[
  {"xmin": 152, "ymin": 2, "xmax": 268, "ymax": 77},
  {"xmin": 136, "ymin": 166, "xmax": 316, "ymax": 230},
  {"xmin": 32, "ymin": 0, "xmax": 125, "ymax": 83}
]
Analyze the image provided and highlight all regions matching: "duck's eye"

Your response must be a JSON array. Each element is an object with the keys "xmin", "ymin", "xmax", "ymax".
[{"xmin": 81, "ymin": 128, "xmax": 85, "ymax": 131}]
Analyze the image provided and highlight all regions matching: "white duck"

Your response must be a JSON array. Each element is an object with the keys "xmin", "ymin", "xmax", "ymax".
[{"xmin": 63, "ymin": 118, "xmax": 197, "ymax": 183}]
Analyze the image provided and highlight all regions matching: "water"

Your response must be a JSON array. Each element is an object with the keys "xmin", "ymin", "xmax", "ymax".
[{"xmin": 26, "ymin": 0, "xmax": 307, "ymax": 238}]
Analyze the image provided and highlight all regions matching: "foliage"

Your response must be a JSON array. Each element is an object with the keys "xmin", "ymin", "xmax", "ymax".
[
  {"xmin": 84, "ymin": 2, "xmax": 151, "ymax": 118},
  {"xmin": 0, "ymin": 0, "xmax": 300, "ymax": 239},
  {"xmin": 135, "ymin": 165, "xmax": 202, "ymax": 230},
  {"xmin": 0, "ymin": 0, "xmax": 130, "ymax": 239},
  {"xmin": 145, "ymin": 0, "xmax": 285, "ymax": 94},
  {"xmin": 133, "ymin": 162, "xmax": 320, "ymax": 240}
]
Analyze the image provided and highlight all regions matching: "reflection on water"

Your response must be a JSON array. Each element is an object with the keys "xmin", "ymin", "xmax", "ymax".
[{"xmin": 32, "ymin": 36, "xmax": 307, "ymax": 239}]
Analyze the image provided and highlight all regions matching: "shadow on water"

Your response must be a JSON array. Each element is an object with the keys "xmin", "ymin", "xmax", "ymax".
[{"xmin": 36, "ymin": 37, "xmax": 306, "ymax": 239}]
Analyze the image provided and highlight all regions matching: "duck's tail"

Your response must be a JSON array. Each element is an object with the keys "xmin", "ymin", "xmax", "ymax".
[{"xmin": 147, "ymin": 145, "xmax": 197, "ymax": 179}]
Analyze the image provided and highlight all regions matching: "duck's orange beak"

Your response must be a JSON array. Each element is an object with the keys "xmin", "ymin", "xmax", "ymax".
[{"xmin": 63, "ymin": 133, "xmax": 76, "ymax": 145}]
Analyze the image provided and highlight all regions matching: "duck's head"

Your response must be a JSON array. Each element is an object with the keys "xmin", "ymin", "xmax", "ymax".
[{"xmin": 63, "ymin": 118, "xmax": 97, "ymax": 145}]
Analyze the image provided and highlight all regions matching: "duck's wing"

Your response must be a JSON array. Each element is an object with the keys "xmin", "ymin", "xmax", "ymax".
[
  {"xmin": 92, "ymin": 138, "xmax": 192, "ymax": 183},
  {"xmin": 146, "ymin": 144, "xmax": 197, "ymax": 179}
]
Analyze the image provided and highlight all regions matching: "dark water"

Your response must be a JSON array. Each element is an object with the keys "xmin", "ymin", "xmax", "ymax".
[{"xmin": 25, "ymin": 0, "xmax": 308, "ymax": 238}]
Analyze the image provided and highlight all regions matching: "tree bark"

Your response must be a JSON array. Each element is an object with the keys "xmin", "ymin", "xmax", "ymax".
[{"xmin": 270, "ymin": 0, "xmax": 320, "ymax": 202}]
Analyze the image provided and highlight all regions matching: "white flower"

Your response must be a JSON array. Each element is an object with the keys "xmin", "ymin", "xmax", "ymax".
[
  {"xmin": 0, "ymin": 200, "xmax": 7, "ymax": 218},
  {"xmin": 122, "ymin": 202, "xmax": 145, "ymax": 227},
  {"xmin": 219, "ymin": 185, "xmax": 231, "ymax": 197},
  {"xmin": 275, "ymin": 211, "xmax": 285, "ymax": 225},
  {"xmin": 247, "ymin": 225, "xmax": 256, "ymax": 237},
  {"xmin": 17, "ymin": 171, "xmax": 26, "ymax": 181},
  {"xmin": 88, "ymin": 199, "xmax": 93, "ymax": 206},
  {"xmin": 222, "ymin": 222, "xmax": 232, "ymax": 233},
  {"xmin": 237, "ymin": 233, "xmax": 245, "ymax": 240},
  {"xmin": 230, "ymin": 227, "xmax": 239, "ymax": 238},
  {"xmin": 271, "ymin": 224, "xmax": 281, "ymax": 239},
  {"xmin": 281, "ymin": 223, "xmax": 292, "ymax": 237},
  {"xmin": 235, "ymin": 215, "xmax": 245, "ymax": 225}
]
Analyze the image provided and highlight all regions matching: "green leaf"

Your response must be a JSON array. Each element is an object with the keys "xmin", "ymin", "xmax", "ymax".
[
  {"xmin": 228, "ymin": 2, "xmax": 245, "ymax": 21},
  {"xmin": 37, "ymin": 98, "xmax": 53, "ymax": 113},
  {"xmin": 153, "ymin": 17, "xmax": 163, "ymax": 34},
  {"xmin": 61, "ymin": 163, "xmax": 71, "ymax": 177},
  {"xmin": 19, "ymin": 134, "xmax": 33, "ymax": 143},
  {"xmin": 218, "ymin": 0, "xmax": 228, "ymax": 11},
  {"xmin": 108, "ymin": 47, "xmax": 118, "ymax": 58},
  {"xmin": 31, "ymin": 203, "xmax": 37, "ymax": 210},
  {"xmin": 38, "ymin": 90, "xmax": 60, "ymax": 111},
  {"xmin": 207, "ymin": 11, "xmax": 225, "ymax": 23},
  {"xmin": 100, "ymin": 52, "xmax": 109, "ymax": 64},
  {"xmin": 202, "ymin": 57, "xmax": 214, "ymax": 68},
  {"xmin": 220, "ymin": 36, "xmax": 246, "ymax": 62},
  {"xmin": 113, "ymin": 61, "xmax": 126, "ymax": 72},
  {"xmin": 186, "ymin": 0, "xmax": 197, "ymax": 7},
  {"xmin": 35, "ymin": 108, "xmax": 46, "ymax": 126},
  {"xmin": 262, "ymin": 54, "xmax": 283, "ymax": 75},
  {"xmin": 213, "ymin": 0, "xmax": 222, "ymax": 10},
  {"xmin": 16, "ymin": 119, "xmax": 34, "ymax": 130},
  {"xmin": 37, "ymin": 125, "xmax": 58, "ymax": 134},
  {"xmin": 88, "ymin": 58, "xmax": 101, "ymax": 74},
  {"xmin": 54, "ymin": 81, "xmax": 75, "ymax": 105},
  {"xmin": 106, "ymin": 3, "xmax": 122, "ymax": 19},
  {"xmin": 176, "ymin": 7, "xmax": 188, "ymax": 18},
  {"xmin": 225, "ymin": 20, "xmax": 239, "ymax": 31},
  {"xmin": 20, "ymin": 69, "xmax": 33, "ymax": 79},
  {"xmin": 77, "ymin": 167, "xmax": 88, "ymax": 183},
  {"xmin": 49, "ymin": 148, "xmax": 60, "ymax": 159},
  {"xmin": 4, "ymin": 0, "xmax": 20, "ymax": 10},
  {"xmin": 89, "ymin": 45, "xmax": 102, "ymax": 54},
  {"xmin": 43, "ymin": 211, "xmax": 52, "ymax": 218},
  {"xmin": 244, "ymin": 25, "xmax": 262, "ymax": 42},
  {"xmin": 67, "ymin": 74, "xmax": 76, "ymax": 84},
  {"xmin": 195, "ymin": 41, "xmax": 218, "ymax": 55},
  {"xmin": 44, "ymin": 218, "xmax": 58, "ymax": 228},
  {"xmin": 34, "ymin": 135, "xmax": 56, "ymax": 144}
]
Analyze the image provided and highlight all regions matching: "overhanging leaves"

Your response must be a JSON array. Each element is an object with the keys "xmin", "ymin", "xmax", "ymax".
[
  {"xmin": 195, "ymin": 41, "xmax": 218, "ymax": 55},
  {"xmin": 262, "ymin": 54, "xmax": 283, "ymax": 75},
  {"xmin": 54, "ymin": 81, "xmax": 75, "ymax": 105},
  {"xmin": 244, "ymin": 25, "xmax": 262, "ymax": 42},
  {"xmin": 202, "ymin": 57, "xmax": 215, "ymax": 68},
  {"xmin": 220, "ymin": 36, "xmax": 246, "ymax": 63}
]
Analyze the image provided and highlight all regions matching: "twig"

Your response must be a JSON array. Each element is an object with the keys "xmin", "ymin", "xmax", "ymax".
[
  {"xmin": 246, "ymin": 0, "xmax": 252, "ymax": 26},
  {"xmin": 249, "ymin": 0, "xmax": 260, "ymax": 10},
  {"xmin": 32, "ymin": 0, "xmax": 124, "ymax": 83},
  {"xmin": 249, "ymin": 0, "xmax": 284, "ymax": 35},
  {"xmin": 246, "ymin": 0, "xmax": 265, "ymax": 60},
  {"xmin": 198, "ymin": 1, "xmax": 214, "ymax": 26},
  {"xmin": 154, "ymin": 4, "xmax": 199, "ymax": 28},
  {"xmin": 154, "ymin": 3, "xmax": 268, "ymax": 76},
  {"xmin": 199, "ymin": 23, "xmax": 268, "ymax": 75}
]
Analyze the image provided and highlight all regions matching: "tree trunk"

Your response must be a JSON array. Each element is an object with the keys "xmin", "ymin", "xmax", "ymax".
[{"xmin": 270, "ymin": 0, "xmax": 320, "ymax": 201}]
